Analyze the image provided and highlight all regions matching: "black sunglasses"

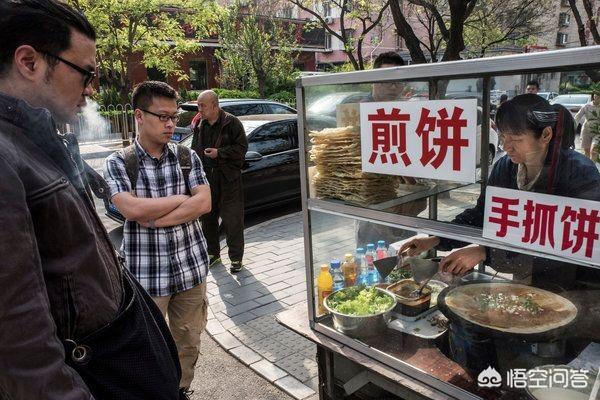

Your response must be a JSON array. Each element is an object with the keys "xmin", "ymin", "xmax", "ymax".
[
  {"xmin": 40, "ymin": 51, "xmax": 96, "ymax": 88},
  {"xmin": 140, "ymin": 109, "xmax": 180, "ymax": 123}
]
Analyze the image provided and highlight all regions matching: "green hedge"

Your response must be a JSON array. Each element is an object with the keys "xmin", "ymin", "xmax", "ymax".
[
  {"xmin": 268, "ymin": 91, "xmax": 296, "ymax": 108},
  {"xmin": 213, "ymin": 88, "xmax": 260, "ymax": 99}
]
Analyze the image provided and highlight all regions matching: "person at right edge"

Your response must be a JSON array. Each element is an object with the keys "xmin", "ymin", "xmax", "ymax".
[
  {"xmin": 0, "ymin": 1, "xmax": 184, "ymax": 399},
  {"xmin": 191, "ymin": 90, "xmax": 248, "ymax": 273},
  {"xmin": 400, "ymin": 94, "xmax": 600, "ymax": 290}
]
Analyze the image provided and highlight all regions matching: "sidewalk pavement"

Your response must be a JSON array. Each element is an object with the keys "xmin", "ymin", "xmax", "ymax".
[{"xmin": 205, "ymin": 212, "xmax": 320, "ymax": 400}]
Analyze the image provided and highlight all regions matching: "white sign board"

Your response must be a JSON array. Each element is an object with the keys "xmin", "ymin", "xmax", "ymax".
[
  {"xmin": 360, "ymin": 99, "xmax": 478, "ymax": 183},
  {"xmin": 483, "ymin": 186, "xmax": 600, "ymax": 265}
]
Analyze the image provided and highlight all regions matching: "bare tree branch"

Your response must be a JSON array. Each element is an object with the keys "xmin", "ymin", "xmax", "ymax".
[{"xmin": 582, "ymin": 0, "xmax": 600, "ymax": 44}]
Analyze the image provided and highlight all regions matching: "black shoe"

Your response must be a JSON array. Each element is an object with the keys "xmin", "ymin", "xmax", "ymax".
[
  {"xmin": 208, "ymin": 255, "xmax": 221, "ymax": 268},
  {"xmin": 180, "ymin": 387, "xmax": 194, "ymax": 400},
  {"xmin": 230, "ymin": 261, "xmax": 243, "ymax": 273}
]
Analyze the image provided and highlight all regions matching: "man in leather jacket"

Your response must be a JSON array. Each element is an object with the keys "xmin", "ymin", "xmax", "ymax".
[
  {"xmin": 191, "ymin": 90, "xmax": 248, "ymax": 273},
  {"xmin": 0, "ymin": 1, "xmax": 183, "ymax": 399}
]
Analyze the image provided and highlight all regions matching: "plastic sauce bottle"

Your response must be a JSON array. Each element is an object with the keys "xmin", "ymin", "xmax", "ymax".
[
  {"xmin": 317, "ymin": 264, "xmax": 333, "ymax": 315},
  {"xmin": 330, "ymin": 259, "xmax": 345, "ymax": 292},
  {"xmin": 341, "ymin": 253, "xmax": 357, "ymax": 287},
  {"xmin": 376, "ymin": 240, "xmax": 387, "ymax": 260},
  {"xmin": 355, "ymin": 247, "xmax": 369, "ymax": 285},
  {"xmin": 365, "ymin": 243, "xmax": 380, "ymax": 285}
]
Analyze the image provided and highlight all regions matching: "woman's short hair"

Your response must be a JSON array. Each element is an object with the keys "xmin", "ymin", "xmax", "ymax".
[{"xmin": 495, "ymin": 93, "xmax": 575, "ymax": 149}]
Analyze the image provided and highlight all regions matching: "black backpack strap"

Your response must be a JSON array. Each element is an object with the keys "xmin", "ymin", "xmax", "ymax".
[
  {"xmin": 177, "ymin": 144, "xmax": 192, "ymax": 195},
  {"xmin": 123, "ymin": 144, "xmax": 139, "ymax": 192}
]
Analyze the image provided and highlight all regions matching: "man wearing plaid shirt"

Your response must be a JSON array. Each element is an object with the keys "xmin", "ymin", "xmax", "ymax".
[{"xmin": 104, "ymin": 81, "xmax": 211, "ymax": 395}]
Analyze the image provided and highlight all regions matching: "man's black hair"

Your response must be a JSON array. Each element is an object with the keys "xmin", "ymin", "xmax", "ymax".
[
  {"xmin": 495, "ymin": 93, "xmax": 575, "ymax": 149},
  {"xmin": 373, "ymin": 52, "xmax": 405, "ymax": 69},
  {"xmin": 132, "ymin": 81, "xmax": 179, "ymax": 110},
  {"xmin": 526, "ymin": 80, "xmax": 540, "ymax": 90},
  {"xmin": 0, "ymin": 0, "xmax": 96, "ymax": 76}
]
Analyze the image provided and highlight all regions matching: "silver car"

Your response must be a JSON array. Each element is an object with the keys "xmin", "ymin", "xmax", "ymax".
[{"xmin": 550, "ymin": 94, "xmax": 591, "ymax": 116}]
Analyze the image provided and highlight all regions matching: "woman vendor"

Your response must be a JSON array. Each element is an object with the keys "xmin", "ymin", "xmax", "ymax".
[{"xmin": 399, "ymin": 94, "xmax": 600, "ymax": 289}]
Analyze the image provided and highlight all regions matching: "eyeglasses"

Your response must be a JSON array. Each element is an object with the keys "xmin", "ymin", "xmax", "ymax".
[
  {"xmin": 40, "ymin": 51, "xmax": 96, "ymax": 88},
  {"xmin": 140, "ymin": 109, "xmax": 180, "ymax": 123}
]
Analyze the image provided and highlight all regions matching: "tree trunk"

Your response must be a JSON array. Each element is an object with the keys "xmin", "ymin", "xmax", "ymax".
[
  {"xmin": 582, "ymin": 0, "xmax": 600, "ymax": 44},
  {"xmin": 568, "ymin": 0, "xmax": 588, "ymax": 46},
  {"xmin": 441, "ymin": 0, "xmax": 470, "ymax": 61},
  {"xmin": 389, "ymin": 0, "xmax": 427, "ymax": 63}
]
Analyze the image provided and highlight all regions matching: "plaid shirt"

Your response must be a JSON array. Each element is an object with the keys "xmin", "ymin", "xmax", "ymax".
[{"xmin": 104, "ymin": 140, "xmax": 209, "ymax": 296}]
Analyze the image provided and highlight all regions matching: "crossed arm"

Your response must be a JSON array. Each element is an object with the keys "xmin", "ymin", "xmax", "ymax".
[{"xmin": 112, "ymin": 184, "xmax": 211, "ymax": 228}]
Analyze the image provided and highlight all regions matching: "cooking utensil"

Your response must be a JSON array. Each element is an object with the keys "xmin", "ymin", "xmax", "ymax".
[
  {"xmin": 437, "ymin": 281, "xmax": 578, "ymax": 341},
  {"xmin": 373, "ymin": 256, "xmax": 402, "ymax": 280},
  {"xmin": 323, "ymin": 287, "xmax": 396, "ymax": 338},
  {"xmin": 411, "ymin": 275, "xmax": 435, "ymax": 298},
  {"xmin": 387, "ymin": 279, "xmax": 432, "ymax": 317},
  {"xmin": 405, "ymin": 257, "xmax": 441, "ymax": 285}
]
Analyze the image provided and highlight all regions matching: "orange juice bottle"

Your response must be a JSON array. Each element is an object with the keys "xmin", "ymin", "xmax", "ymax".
[
  {"xmin": 341, "ymin": 253, "xmax": 357, "ymax": 286},
  {"xmin": 317, "ymin": 264, "xmax": 333, "ymax": 315}
]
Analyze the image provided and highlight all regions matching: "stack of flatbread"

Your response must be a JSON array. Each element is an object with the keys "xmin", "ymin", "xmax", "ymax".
[{"xmin": 309, "ymin": 126, "xmax": 398, "ymax": 205}]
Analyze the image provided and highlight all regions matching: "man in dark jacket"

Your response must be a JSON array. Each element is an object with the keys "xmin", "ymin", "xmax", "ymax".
[
  {"xmin": 0, "ymin": 1, "xmax": 183, "ymax": 399},
  {"xmin": 191, "ymin": 90, "xmax": 248, "ymax": 273}
]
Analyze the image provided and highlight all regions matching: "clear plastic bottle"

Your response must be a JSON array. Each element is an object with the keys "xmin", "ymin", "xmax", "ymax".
[
  {"xmin": 317, "ymin": 264, "xmax": 333, "ymax": 315},
  {"xmin": 376, "ymin": 240, "xmax": 387, "ymax": 260},
  {"xmin": 355, "ymin": 247, "xmax": 369, "ymax": 285},
  {"xmin": 330, "ymin": 259, "xmax": 345, "ymax": 291},
  {"xmin": 365, "ymin": 243, "xmax": 381, "ymax": 285},
  {"xmin": 341, "ymin": 253, "xmax": 357, "ymax": 287},
  {"xmin": 364, "ymin": 243, "xmax": 375, "ymax": 268}
]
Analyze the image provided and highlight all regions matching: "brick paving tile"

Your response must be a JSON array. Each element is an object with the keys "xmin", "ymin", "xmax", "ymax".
[
  {"xmin": 221, "ymin": 300, "xmax": 261, "ymax": 317},
  {"xmin": 212, "ymin": 331, "xmax": 242, "ymax": 350},
  {"xmin": 274, "ymin": 352, "xmax": 319, "ymax": 383},
  {"xmin": 251, "ymin": 301, "xmax": 285, "ymax": 317},
  {"xmin": 247, "ymin": 337, "xmax": 296, "ymax": 363},
  {"xmin": 219, "ymin": 312, "xmax": 258, "ymax": 330},
  {"xmin": 228, "ymin": 325, "xmax": 266, "ymax": 344},
  {"xmin": 249, "ymin": 359, "xmax": 288, "ymax": 382},
  {"xmin": 273, "ymin": 376, "xmax": 315, "ymax": 400},
  {"xmin": 229, "ymin": 345, "xmax": 262, "ymax": 365}
]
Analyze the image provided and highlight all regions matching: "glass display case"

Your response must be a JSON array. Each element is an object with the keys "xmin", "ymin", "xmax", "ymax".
[{"xmin": 296, "ymin": 46, "xmax": 600, "ymax": 399}]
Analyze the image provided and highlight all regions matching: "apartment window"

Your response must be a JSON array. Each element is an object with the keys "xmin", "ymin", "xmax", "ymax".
[
  {"xmin": 556, "ymin": 32, "xmax": 568, "ymax": 46},
  {"xmin": 396, "ymin": 36, "xmax": 403, "ymax": 49},
  {"xmin": 324, "ymin": 32, "xmax": 332, "ymax": 50},
  {"xmin": 323, "ymin": 1, "xmax": 331, "ymax": 17},
  {"xmin": 189, "ymin": 60, "xmax": 208, "ymax": 90},
  {"xmin": 279, "ymin": 6, "xmax": 293, "ymax": 18},
  {"xmin": 559, "ymin": 12, "xmax": 570, "ymax": 26}
]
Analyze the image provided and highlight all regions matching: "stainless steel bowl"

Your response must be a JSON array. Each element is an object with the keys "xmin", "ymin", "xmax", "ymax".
[{"xmin": 323, "ymin": 287, "xmax": 396, "ymax": 338}]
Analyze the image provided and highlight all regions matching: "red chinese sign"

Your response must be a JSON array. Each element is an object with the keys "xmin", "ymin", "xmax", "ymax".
[
  {"xmin": 484, "ymin": 187, "xmax": 600, "ymax": 264},
  {"xmin": 360, "ymin": 100, "xmax": 477, "ymax": 182}
]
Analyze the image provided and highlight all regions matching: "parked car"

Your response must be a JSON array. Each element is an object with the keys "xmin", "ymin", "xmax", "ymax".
[
  {"xmin": 173, "ymin": 99, "xmax": 296, "ymax": 142},
  {"xmin": 550, "ymin": 93, "xmax": 591, "ymax": 116},
  {"xmin": 306, "ymin": 91, "xmax": 372, "ymax": 117},
  {"xmin": 550, "ymin": 93, "xmax": 591, "ymax": 133},
  {"xmin": 537, "ymin": 91, "xmax": 558, "ymax": 101}
]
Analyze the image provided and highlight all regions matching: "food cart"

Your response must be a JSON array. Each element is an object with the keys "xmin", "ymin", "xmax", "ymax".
[{"xmin": 276, "ymin": 46, "xmax": 600, "ymax": 400}]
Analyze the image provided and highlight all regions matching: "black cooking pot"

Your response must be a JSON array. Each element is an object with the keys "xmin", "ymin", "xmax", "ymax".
[{"xmin": 437, "ymin": 281, "xmax": 578, "ymax": 343}]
